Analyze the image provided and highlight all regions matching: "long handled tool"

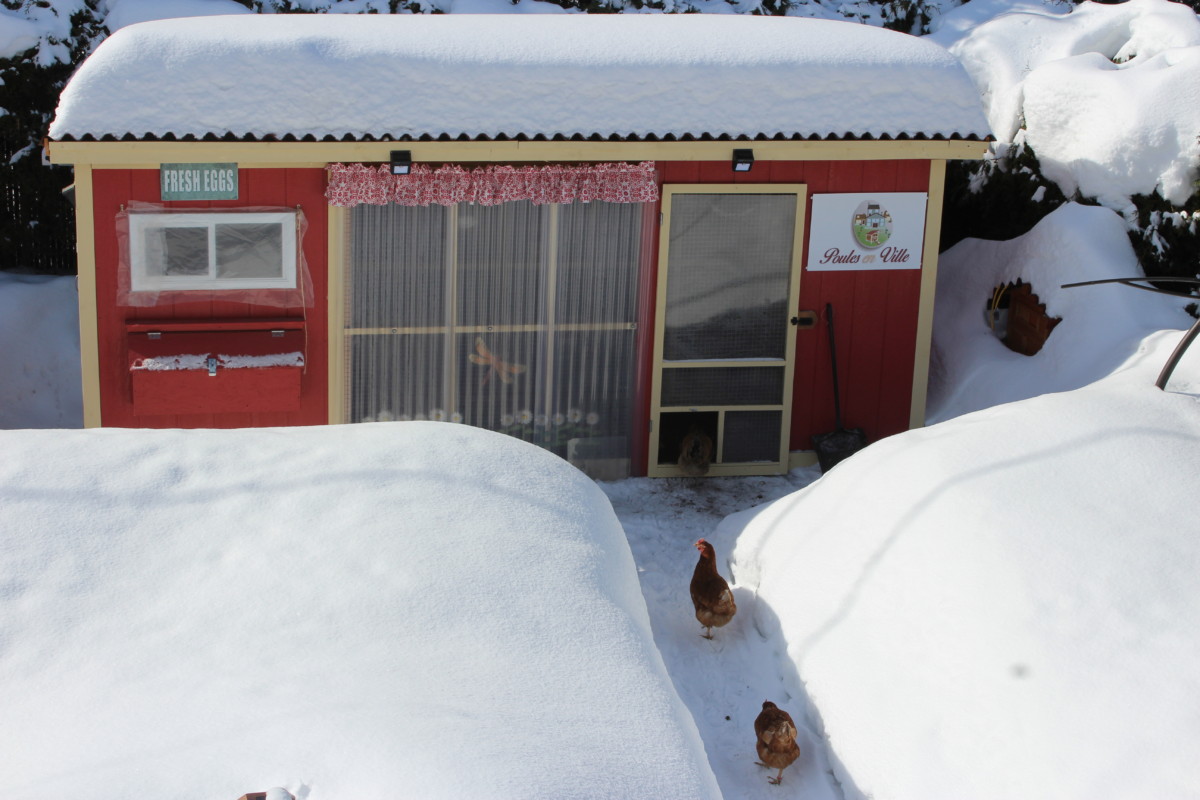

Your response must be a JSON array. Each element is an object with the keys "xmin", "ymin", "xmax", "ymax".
[{"xmin": 811, "ymin": 303, "xmax": 867, "ymax": 472}]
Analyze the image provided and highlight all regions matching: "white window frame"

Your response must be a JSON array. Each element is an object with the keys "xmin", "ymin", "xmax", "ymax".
[{"xmin": 129, "ymin": 211, "xmax": 298, "ymax": 292}]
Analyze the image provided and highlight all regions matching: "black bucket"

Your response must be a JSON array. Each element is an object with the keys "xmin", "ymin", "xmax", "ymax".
[
  {"xmin": 812, "ymin": 426, "xmax": 868, "ymax": 473},
  {"xmin": 812, "ymin": 303, "xmax": 867, "ymax": 473}
]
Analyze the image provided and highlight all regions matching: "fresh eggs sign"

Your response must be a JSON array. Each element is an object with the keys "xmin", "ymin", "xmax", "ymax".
[
  {"xmin": 807, "ymin": 193, "xmax": 928, "ymax": 271},
  {"xmin": 160, "ymin": 163, "xmax": 239, "ymax": 201}
]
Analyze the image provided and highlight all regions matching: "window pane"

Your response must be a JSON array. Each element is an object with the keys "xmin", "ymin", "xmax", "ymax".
[
  {"xmin": 215, "ymin": 222, "xmax": 284, "ymax": 280},
  {"xmin": 348, "ymin": 332, "xmax": 445, "ymax": 423},
  {"xmin": 350, "ymin": 204, "xmax": 448, "ymax": 329},
  {"xmin": 660, "ymin": 366, "xmax": 784, "ymax": 406},
  {"xmin": 148, "ymin": 226, "xmax": 208, "ymax": 277},
  {"xmin": 457, "ymin": 202, "xmax": 546, "ymax": 327},
  {"xmin": 556, "ymin": 201, "xmax": 641, "ymax": 325},
  {"xmin": 457, "ymin": 331, "xmax": 543, "ymax": 434},
  {"xmin": 663, "ymin": 194, "xmax": 796, "ymax": 361},
  {"xmin": 722, "ymin": 410, "xmax": 782, "ymax": 462},
  {"xmin": 552, "ymin": 328, "xmax": 636, "ymax": 467}
]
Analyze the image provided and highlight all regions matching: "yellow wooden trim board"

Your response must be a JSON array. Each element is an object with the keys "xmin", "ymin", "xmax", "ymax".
[
  {"xmin": 48, "ymin": 138, "xmax": 990, "ymax": 167},
  {"xmin": 71, "ymin": 165, "xmax": 103, "ymax": 428},
  {"xmin": 911, "ymin": 159, "xmax": 948, "ymax": 429},
  {"xmin": 326, "ymin": 205, "xmax": 347, "ymax": 424},
  {"xmin": 787, "ymin": 450, "xmax": 819, "ymax": 470}
]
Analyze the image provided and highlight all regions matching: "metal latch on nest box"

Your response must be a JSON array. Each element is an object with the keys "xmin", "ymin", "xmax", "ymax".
[{"xmin": 206, "ymin": 356, "xmax": 218, "ymax": 377}]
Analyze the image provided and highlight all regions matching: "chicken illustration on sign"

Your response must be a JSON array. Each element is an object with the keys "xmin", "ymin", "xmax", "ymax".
[
  {"xmin": 468, "ymin": 337, "xmax": 527, "ymax": 386},
  {"xmin": 851, "ymin": 200, "xmax": 893, "ymax": 248}
]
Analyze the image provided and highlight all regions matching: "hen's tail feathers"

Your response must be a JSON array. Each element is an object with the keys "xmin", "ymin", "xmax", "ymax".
[
  {"xmin": 760, "ymin": 719, "xmax": 798, "ymax": 748},
  {"xmin": 715, "ymin": 588, "xmax": 736, "ymax": 617}
]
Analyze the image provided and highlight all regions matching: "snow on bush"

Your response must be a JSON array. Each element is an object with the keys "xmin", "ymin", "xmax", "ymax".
[{"xmin": 945, "ymin": 0, "xmax": 1200, "ymax": 208}]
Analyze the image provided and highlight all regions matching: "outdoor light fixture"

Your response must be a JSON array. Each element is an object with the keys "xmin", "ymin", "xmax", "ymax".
[
  {"xmin": 390, "ymin": 150, "xmax": 413, "ymax": 175},
  {"xmin": 731, "ymin": 149, "xmax": 754, "ymax": 173}
]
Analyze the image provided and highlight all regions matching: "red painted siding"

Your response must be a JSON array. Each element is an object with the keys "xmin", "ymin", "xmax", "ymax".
[{"xmin": 91, "ymin": 167, "xmax": 328, "ymax": 428}]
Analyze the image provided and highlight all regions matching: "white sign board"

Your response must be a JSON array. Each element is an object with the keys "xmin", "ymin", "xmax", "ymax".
[{"xmin": 806, "ymin": 192, "xmax": 928, "ymax": 271}]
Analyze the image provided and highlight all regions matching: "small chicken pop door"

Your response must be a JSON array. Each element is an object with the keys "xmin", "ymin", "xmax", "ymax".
[{"xmin": 649, "ymin": 185, "xmax": 807, "ymax": 477}]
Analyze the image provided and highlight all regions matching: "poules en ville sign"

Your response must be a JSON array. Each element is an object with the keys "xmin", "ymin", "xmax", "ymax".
[
  {"xmin": 160, "ymin": 163, "xmax": 239, "ymax": 201},
  {"xmin": 806, "ymin": 192, "xmax": 928, "ymax": 271}
]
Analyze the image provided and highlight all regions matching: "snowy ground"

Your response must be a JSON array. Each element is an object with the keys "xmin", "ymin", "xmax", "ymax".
[
  {"xmin": 601, "ymin": 471, "xmax": 840, "ymax": 800},
  {"xmin": 0, "ymin": 272, "xmax": 82, "ymax": 429}
]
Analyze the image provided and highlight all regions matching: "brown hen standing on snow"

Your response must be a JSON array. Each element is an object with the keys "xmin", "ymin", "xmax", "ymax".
[
  {"xmin": 754, "ymin": 700, "xmax": 801, "ymax": 785},
  {"xmin": 690, "ymin": 538, "xmax": 736, "ymax": 639}
]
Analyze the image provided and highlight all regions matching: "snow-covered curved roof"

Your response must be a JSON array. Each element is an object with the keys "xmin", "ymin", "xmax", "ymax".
[{"xmin": 49, "ymin": 14, "xmax": 991, "ymax": 143}]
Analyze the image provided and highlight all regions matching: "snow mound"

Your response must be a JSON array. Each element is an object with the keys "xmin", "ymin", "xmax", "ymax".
[
  {"xmin": 0, "ymin": 422, "xmax": 720, "ymax": 800},
  {"xmin": 48, "ymin": 14, "xmax": 990, "ymax": 142},
  {"xmin": 928, "ymin": 202, "xmax": 1191, "ymax": 422},
  {"xmin": 727, "ymin": 334, "xmax": 1200, "ymax": 800}
]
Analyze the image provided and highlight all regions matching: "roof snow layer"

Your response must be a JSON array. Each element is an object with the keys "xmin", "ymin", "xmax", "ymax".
[{"xmin": 49, "ymin": 14, "xmax": 991, "ymax": 142}]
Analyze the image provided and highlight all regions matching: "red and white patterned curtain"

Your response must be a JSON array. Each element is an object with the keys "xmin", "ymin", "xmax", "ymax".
[{"xmin": 326, "ymin": 161, "xmax": 659, "ymax": 207}]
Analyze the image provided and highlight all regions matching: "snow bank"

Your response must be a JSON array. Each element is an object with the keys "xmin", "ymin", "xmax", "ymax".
[
  {"xmin": 48, "ymin": 14, "xmax": 990, "ymax": 141},
  {"xmin": 727, "ymin": 334, "xmax": 1200, "ymax": 800},
  {"xmin": 945, "ymin": 0, "xmax": 1200, "ymax": 206},
  {"xmin": 0, "ymin": 422, "xmax": 720, "ymax": 800},
  {"xmin": 928, "ymin": 202, "xmax": 1191, "ymax": 421},
  {"xmin": 0, "ymin": 272, "xmax": 82, "ymax": 429}
]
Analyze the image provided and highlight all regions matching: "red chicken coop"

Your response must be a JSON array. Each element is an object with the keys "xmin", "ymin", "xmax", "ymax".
[{"xmin": 47, "ymin": 13, "xmax": 990, "ymax": 478}]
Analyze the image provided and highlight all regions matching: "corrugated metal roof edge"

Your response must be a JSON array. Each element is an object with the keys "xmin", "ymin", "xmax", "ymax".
[{"xmin": 50, "ymin": 130, "xmax": 993, "ymax": 144}]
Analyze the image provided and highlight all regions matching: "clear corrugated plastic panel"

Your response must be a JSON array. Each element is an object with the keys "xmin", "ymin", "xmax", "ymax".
[{"xmin": 347, "ymin": 200, "xmax": 644, "ymax": 475}]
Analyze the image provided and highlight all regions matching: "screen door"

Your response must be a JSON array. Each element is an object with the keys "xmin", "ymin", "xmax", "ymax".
[{"xmin": 649, "ymin": 185, "xmax": 806, "ymax": 476}]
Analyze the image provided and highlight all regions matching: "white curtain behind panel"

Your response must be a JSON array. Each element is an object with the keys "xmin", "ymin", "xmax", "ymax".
[{"xmin": 347, "ymin": 199, "xmax": 644, "ymax": 474}]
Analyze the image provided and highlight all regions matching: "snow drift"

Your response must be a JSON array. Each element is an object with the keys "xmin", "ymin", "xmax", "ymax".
[
  {"xmin": 0, "ymin": 422, "xmax": 720, "ymax": 800},
  {"xmin": 727, "ymin": 332, "xmax": 1200, "ymax": 800}
]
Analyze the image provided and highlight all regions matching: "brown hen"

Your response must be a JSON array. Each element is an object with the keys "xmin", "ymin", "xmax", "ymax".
[
  {"xmin": 754, "ymin": 700, "xmax": 800, "ymax": 785},
  {"xmin": 690, "ymin": 538, "xmax": 736, "ymax": 639},
  {"xmin": 677, "ymin": 425, "xmax": 713, "ymax": 476}
]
